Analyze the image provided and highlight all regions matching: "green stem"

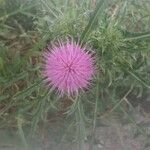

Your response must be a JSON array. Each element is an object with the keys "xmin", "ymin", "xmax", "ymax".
[
  {"xmin": 89, "ymin": 73, "xmax": 100, "ymax": 150},
  {"xmin": 75, "ymin": 97, "xmax": 85, "ymax": 150},
  {"xmin": 17, "ymin": 115, "xmax": 28, "ymax": 150},
  {"xmin": 124, "ymin": 32, "xmax": 150, "ymax": 41}
]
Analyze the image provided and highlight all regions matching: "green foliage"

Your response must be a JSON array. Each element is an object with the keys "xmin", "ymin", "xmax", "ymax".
[
  {"xmin": 92, "ymin": 26, "xmax": 124, "ymax": 51},
  {"xmin": 36, "ymin": 0, "xmax": 90, "ymax": 41},
  {"xmin": 0, "ymin": 0, "xmax": 150, "ymax": 149},
  {"xmin": 80, "ymin": 0, "xmax": 106, "ymax": 42}
]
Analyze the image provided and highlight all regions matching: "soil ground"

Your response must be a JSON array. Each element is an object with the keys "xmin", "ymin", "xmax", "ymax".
[{"xmin": 0, "ymin": 105, "xmax": 149, "ymax": 150}]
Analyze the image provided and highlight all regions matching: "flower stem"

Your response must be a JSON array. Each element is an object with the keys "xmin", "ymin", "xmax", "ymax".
[{"xmin": 89, "ymin": 73, "xmax": 100, "ymax": 150}]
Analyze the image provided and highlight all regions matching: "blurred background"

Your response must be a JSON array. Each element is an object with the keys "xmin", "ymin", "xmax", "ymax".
[{"xmin": 0, "ymin": 0, "xmax": 150, "ymax": 150}]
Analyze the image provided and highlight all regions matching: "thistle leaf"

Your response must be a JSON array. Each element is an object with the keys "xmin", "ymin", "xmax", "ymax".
[{"xmin": 80, "ymin": 0, "xmax": 106, "ymax": 42}]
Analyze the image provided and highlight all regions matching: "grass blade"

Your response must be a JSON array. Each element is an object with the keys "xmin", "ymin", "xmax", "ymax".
[
  {"xmin": 128, "ymin": 71, "xmax": 150, "ymax": 89},
  {"xmin": 124, "ymin": 31, "xmax": 150, "ymax": 41},
  {"xmin": 80, "ymin": 0, "xmax": 106, "ymax": 42}
]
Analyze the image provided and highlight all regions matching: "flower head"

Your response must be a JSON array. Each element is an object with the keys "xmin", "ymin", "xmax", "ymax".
[{"xmin": 43, "ymin": 40, "xmax": 95, "ymax": 95}]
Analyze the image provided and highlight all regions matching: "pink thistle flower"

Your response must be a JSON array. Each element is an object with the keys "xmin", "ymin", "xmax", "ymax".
[{"xmin": 42, "ymin": 40, "xmax": 95, "ymax": 95}]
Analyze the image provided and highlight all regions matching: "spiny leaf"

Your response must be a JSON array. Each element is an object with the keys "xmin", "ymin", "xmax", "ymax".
[
  {"xmin": 4, "ymin": 72, "xmax": 28, "ymax": 87},
  {"xmin": 30, "ymin": 90, "xmax": 49, "ymax": 135},
  {"xmin": 13, "ymin": 79, "xmax": 44, "ymax": 99},
  {"xmin": 0, "ymin": 1, "xmax": 38, "ymax": 21},
  {"xmin": 41, "ymin": 0, "xmax": 59, "ymax": 18},
  {"xmin": 128, "ymin": 70, "xmax": 150, "ymax": 89},
  {"xmin": 80, "ymin": 0, "xmax": 106, "ymax": 42}
]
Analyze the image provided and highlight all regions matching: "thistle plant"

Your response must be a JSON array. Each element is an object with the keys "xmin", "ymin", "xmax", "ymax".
[
  {"xmin": 0, "ymin": 0, "xmax": 150, "ymax": 150},
  {"xmin": 42, "ymin": 40, "xmax": 95, "ymax": 95}
]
